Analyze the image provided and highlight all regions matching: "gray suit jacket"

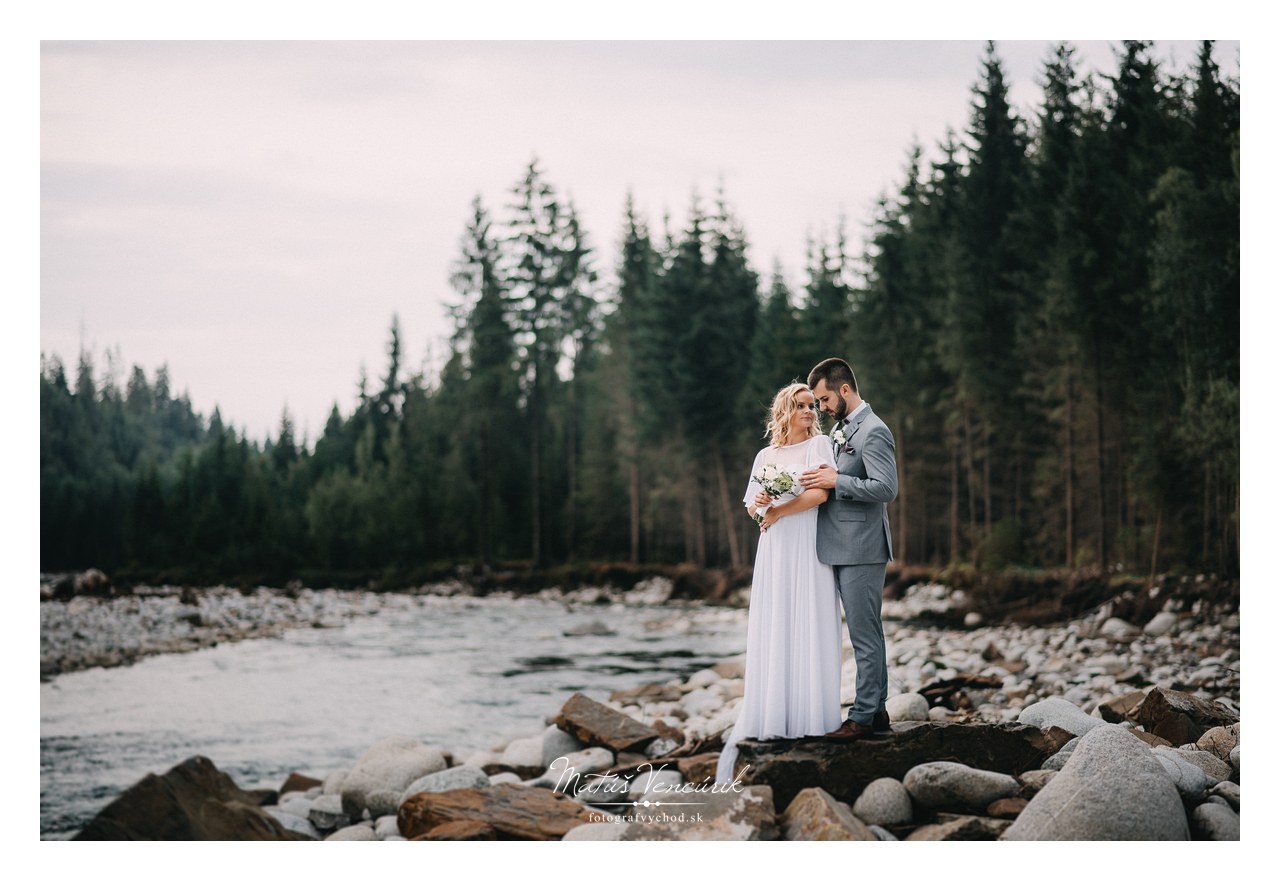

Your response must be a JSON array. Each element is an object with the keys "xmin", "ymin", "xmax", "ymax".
[{"xmin": 815, "ymin": 404, "xmax": 898, "ymax": 566}]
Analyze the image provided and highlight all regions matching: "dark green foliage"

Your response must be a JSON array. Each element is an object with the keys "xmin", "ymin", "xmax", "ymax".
[{"xmin": 40, "ymin": 43, "xmax": 1238, "ymax": 581}]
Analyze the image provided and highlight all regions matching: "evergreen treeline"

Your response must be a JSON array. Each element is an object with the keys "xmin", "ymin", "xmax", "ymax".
[{"xmin": 40, "ymin": 41, "xmax": 1239, "ymax": 583}]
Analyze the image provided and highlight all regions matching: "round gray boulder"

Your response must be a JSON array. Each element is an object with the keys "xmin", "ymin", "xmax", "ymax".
[
  {"xmin": 542, "ymin": 724, "xmax": 585, "ymax": 768},
  {"xmin": 1004, "ymin": 724, "xmax": 1189, "ymax": 840},
  {"xmin": 402, "ymin": 764, "xmax": 491, "ymax": 800},
  {"xmin": 886, "ymin": 692, "xmax": 929, "ymax": 723},
  {"xmin": 1018, "ymin": 697, "xmax": 1106, "ymax": 737},
  {"xmin": 852, "ymin": 777, "xmax": 913, "ymax": 826},
  {"xmin": 338, "ymin": 735, "xmax": 447, "ymax": 818},
  {"xmin": 902, "ymin": 761, "xmax": 1020, "ymax": 810},
  {"xmin": 1150, "ymin": 748, "xmax": 1212, "ymax": 800}
]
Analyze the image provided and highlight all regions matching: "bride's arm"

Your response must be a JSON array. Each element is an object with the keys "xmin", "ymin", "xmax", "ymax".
[{"xmin": 760, "ymin": 487, "xmax": 829, "ymax": 528}]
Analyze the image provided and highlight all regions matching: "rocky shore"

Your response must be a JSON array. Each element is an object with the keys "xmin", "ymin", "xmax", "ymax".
[{"xmin": 67, "ymin": 580, "xmax": 1241, "ymax": 841}]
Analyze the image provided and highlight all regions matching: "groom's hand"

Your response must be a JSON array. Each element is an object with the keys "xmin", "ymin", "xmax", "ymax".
[{"xmin": 801, "ymin": 464, "xmax": 837, "ymax": 491}]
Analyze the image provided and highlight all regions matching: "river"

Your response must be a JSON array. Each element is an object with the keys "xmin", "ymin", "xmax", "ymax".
[{"xmin": 40, "ymin": 594, "xmax": 748, "ymax": 839}]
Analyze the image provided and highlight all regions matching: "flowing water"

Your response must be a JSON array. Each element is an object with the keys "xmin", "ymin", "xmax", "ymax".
[{"xmin": 40, "ymin": 594, "xmax": 747, "ymax": 839}]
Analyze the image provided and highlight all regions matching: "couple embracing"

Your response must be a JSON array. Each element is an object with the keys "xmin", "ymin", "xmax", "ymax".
[{"xmin": 715, "ymin": 357, "xmax": 898, "ymax": 783}]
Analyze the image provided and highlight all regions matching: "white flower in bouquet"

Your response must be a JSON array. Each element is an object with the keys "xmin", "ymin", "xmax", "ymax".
[{"xmin": 750, "ymin": 464, "xmax": 798, "ymax": 523}]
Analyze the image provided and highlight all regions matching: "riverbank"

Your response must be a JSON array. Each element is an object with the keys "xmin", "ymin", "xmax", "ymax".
[{"xmin": 63, "ymin": 579, "xmax": 1240, "ymax": 840}]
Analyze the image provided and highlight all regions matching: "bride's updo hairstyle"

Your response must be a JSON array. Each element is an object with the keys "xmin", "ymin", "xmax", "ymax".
[{"xmin": 765, "ymin": 382, "xmax": 821, "ymax": 448}]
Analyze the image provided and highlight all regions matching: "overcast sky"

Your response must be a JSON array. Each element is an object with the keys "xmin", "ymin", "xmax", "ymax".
[{"xmin": 39, "ymin": 36, "xmax": 1238, "ymax": 443}]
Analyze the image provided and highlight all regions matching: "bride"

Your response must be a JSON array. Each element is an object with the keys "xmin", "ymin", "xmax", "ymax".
[{"xmin": 715, "ymin": 383, "xmax": 843, "ymax": 783}]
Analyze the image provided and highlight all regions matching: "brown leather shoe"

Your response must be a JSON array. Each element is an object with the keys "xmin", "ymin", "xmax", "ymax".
[
  {"xmin": 873, "ymin": 710, "xmax": 891, "ymax": 732},
  {"xmin": 824, "ymin": 719, "xmax": 873, "ymax": 741}
]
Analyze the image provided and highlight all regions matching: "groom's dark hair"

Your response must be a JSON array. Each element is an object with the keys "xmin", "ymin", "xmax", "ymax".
[{"xmin": 808, "ymin": 358, "xmax": 858, "ymax": 395}]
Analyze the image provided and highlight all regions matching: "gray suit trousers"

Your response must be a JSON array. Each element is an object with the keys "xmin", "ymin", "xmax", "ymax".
[{"xmin": 835, "ymin": 562, "xmax": 888, "ymax": 724}]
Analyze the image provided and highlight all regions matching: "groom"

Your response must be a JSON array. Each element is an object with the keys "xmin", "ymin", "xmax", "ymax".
[{"xmin": 801, "ymin": 357, "xmax": 898, "ymax": 740}]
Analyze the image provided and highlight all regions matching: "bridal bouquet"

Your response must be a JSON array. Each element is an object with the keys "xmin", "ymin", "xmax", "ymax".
[{"xmin": 750, "ymin": 463, "xmax": 798, "ymax": 523}]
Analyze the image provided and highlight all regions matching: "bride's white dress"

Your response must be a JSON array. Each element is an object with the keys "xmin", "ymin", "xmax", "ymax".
[{"xmin": 715, "ymin": 434, "xmax": 843, "ymax": 783}]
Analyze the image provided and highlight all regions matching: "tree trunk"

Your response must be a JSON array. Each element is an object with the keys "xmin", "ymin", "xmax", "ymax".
[
  {"xmin": 896, "ymin": 429, "xmax": 907, "ymax": 564},
  {"xmin": 714, "ymin": 450, "xmax": 742, "ymax": 567},
  {"xmin": 1064, "ymin": 367, "xmax": 1075, "ymax": 569},
  {"xmin": 629, "ymin": 460, "xmax": 641, "ymax": 564}
]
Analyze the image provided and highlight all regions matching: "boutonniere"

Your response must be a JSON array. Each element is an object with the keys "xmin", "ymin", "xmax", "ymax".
[{"xmin": 831, "ymin": 424, "xmax": 847, "ymax": 446}]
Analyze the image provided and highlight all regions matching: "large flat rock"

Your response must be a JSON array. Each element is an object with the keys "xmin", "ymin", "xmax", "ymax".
[
  {"xmin": 554, "ymin": 692, "xmax": 659, "ymax": 753},
  {"xmin": 734, "ymin": 721, "xmax": 1068, "ymax": 810},
  {"xmin": 398, "ymin": 782, "xmax": 603, "ymax": 840}
]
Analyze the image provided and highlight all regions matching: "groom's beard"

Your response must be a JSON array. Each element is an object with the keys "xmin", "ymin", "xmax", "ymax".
[{"xmin": 830, "ymin": 397, "xmax": 848, "ymax": 422}]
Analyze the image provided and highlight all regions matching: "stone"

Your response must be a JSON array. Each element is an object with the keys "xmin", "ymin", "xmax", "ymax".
[
  {"xmin": 1096, "ymin": 691, "xmax": 1147, "ymax": 724},
  {"xmin": 1143, "ymin": 610, "xmax": 1179, "ymax": 637},
  {"xmin": 1192, "ymin": 802, "xmax": 1240, "ymax": 841},
  {"xmin": 374, "ymin": 814, "xmax": 401, "ymax": 839},
  {"xmin": 530, "ymin": 747, "xmax": 616, "ymax": 793},
  {"xmin": 619, "ymin": 785, "xmax": 778, "ymax": 841},
  {"xmin": 886, "ymin": 692, "xmax": 929, "ymax": 722},
  {"xmin": 905, "ymin": 814, "xmax": 1010, "ymax": 841},
  {"xmin": 1099, "ymin": 617, "xmax": 1139, "ymax": 640},
  {"xmin": 626, "ymin": 768, "xmax": 684, "ymax": 802},
  {"xmin": 398, "ymin": 782, "xmax": 603, "ymax": 840},
  {"xmin": 987, "ymin": 797, "xmax": 1028, "ymax": 819},
  {"xmin": 1150, "ymin": 748, "xmax": 1212, "ymax": 800},
  {"xmin": 279, "ymin": 796, "xmax": 314, "ymax": 818},
  {"xmin": 1017, "ymin": 769, "xmax": 1058, "ymax": 796},
  {"xmin": 681, "ymin": 687, "xmax": 723, "ymax": 718},
  {"xmin": 1167, "ymin": 746, "xmax": 1232, "ymax": 781},
  {"xmin": 1196, "ymin": 723, "xmax": 1240, "ymax": 763},
  {"xmin": 326, "ymin": 823, "xmax": 377, "ymax": 841},
  {"xmin": 1004, "ymin": 724, "xmax": 1189, "ymax": 840},
  {"xmin": 542, "ymin": 724, "xmax": 585, "ymax": 768},
  {"xmin": 903, "ymin": 761, "xmax": 1020, "ymax": 810},
  {"xmin": 1135, "ymin": 688, "xmax": 1239, "ymax": 746},
  {"xmin": 280, "ymin": 772, "xmax": 324, "ymax": 796},
  {"xmin": 554, "ymin": 692, "xmax": 659, "ymax": 752},
  {"xmin": 418, "ymin": 819, "xmax": 497, "ymax": 841},
  {"xmin": 851, "ymin": 777, "xmax": 913, "ymax": 827},
  {"xmin": 1230, "ymin": 745, "xmax": 1240, "ymax": 772},
  {"xmin": 1018, "ymin": 697, "xmax": 1105, "ymax": 737},
  {"xmin": 309, "ymin": 794, "xmax": 350, "ymax": 831},
  {"xmin": 1129, "ymin": 729, "xmax": 1174, "ymax": 748},
  {"xmin": 1209, "ymin": 781, "xmax": 1240, "ymax": 812},
  {"xmin": 322, "ymin": 769, "xmax": 347, "ymax": 795},
  {"xmin": 488, "ymin": 772, "xmax": 522, "ymax": 786},
  {"xmin": 675, "ymin": 754, "xmax": 719, "ymax": 787},
  {"xmin": 869, "ymin": 825, "xmax": 898, "ymax": 841},
  {"xmin": 562, "ymin": 820, "xmax": 625, "ymax": 840},
  {"xmin": 1041, "ymin": 737, "xmax": 1079, "ymax": 771},
  {"xmin": 781, "ymin": 787, "xmax": 877, "ymax": 841},
  {"xmin": 735, "ymin": 721, "xmax": 1063, "ymax": 810},
  {"xmin": 564, "ymin": 619, "xmax": 614, "ymax": 636},
  {"xmin": 499, "ymin": 735, "xmax": 546, "ymax": 777},
  {"xmin": 403, "ymin": 764, "xmax": 491, "ymax": 799},
  {"xmin": 610, "ymin": 681, "xmax": 683, "ymax": 705},
  {"xmin": 263, "ymin": 806, "xmax": 319, "ymax": 839},
  {"xmin": 339, "ymin": 735, "xmax": 447, "ymax": 819},
  {"xmin": 687, "ymin": 668, "xmax": 720, "ymax": 689},
  {"xmin": 73, "ymin": 755, "xmax": 309, "ymax": 841}
]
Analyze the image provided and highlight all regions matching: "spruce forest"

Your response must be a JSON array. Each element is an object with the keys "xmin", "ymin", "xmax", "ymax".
[{"xmin": 40, "ymin": 42, "xmax": 1240, "ymax": 586}]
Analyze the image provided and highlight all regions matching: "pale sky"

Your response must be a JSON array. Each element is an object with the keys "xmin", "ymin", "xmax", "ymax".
[{"xmin": 38, "ymin": 36, "xmax": 1239, "ymax": 443}]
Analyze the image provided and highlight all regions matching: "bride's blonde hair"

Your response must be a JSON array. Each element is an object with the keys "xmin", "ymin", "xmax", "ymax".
[{"xmin": 765, "ymin": 382, "xmax": 820, "ymax": 448}]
